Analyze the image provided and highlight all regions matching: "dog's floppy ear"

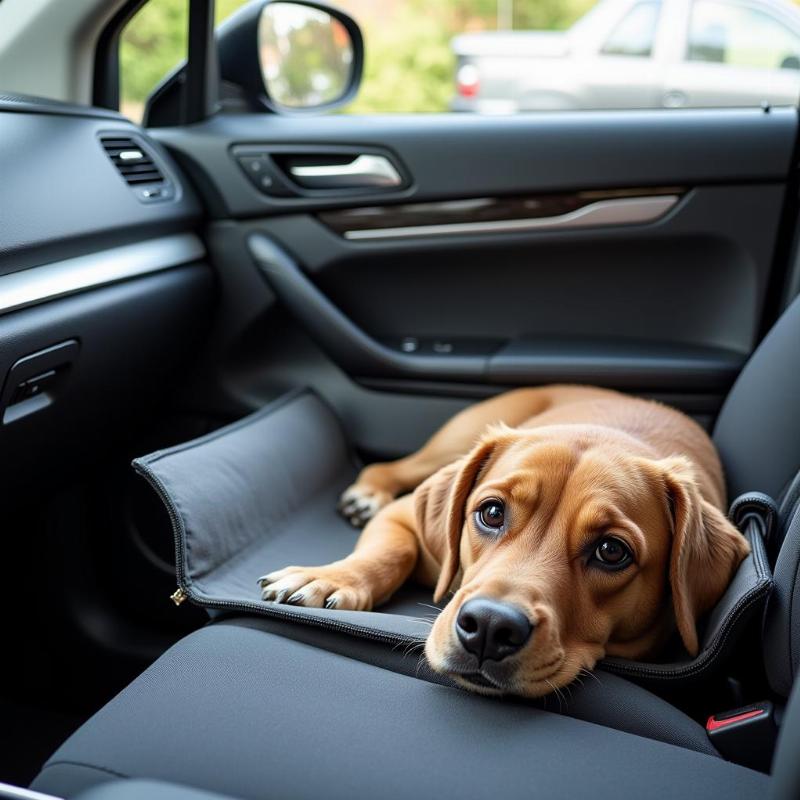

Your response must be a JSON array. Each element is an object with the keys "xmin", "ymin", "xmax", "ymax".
[
  {"xmin": 414, "ymin": 431, "xmax": 509, "ymax": 603},
  {"xmin": 657, "ymin": 456, "xmax": 750, "ymax": 656}
]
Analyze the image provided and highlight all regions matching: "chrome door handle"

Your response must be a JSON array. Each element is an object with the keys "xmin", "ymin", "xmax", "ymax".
[{"xmin": 289, "ymin": 154, "xmax": 402, "ymax": 188}]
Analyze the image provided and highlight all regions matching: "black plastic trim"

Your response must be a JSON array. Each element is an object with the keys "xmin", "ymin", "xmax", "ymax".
[
  {"xmin": 0, "ymin": 94, "xmax": 126, "ymax": 120},
  {"xmin": 93, "ymin": 0, "xmax": 149, "ymax": 110},
  {"xmin": 249, "ymin": 233, "xmax": 745, "ymax": 390}
]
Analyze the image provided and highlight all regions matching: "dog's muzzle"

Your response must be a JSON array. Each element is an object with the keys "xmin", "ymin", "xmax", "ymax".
[{"xmin": 454, "ymin": 596, "xmax": 533, "ymax": 665}]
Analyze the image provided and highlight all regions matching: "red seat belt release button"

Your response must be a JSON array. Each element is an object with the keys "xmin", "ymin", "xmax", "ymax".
[
  {"xmin": 706, "ymin": 708, "xmax": 766, "ymax": 732},
  {"xmin": 706, "ymin": 701, "xmax": 776, "ymax": 771}
]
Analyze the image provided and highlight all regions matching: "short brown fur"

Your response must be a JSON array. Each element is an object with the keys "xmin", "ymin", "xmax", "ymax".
[{"xmin": 258, "ymin": 386, "xmax": 749, "ymax": 697}]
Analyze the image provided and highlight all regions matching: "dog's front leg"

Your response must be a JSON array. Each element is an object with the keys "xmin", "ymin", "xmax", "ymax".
[{"xmin": 258, "ymin": 495, "xmax": 419, "ymax": 611}]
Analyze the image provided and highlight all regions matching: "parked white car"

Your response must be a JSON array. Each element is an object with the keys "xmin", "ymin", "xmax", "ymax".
[{"xmin": 452, "ymin": 0, "xmax": 800, "ymax": 112}]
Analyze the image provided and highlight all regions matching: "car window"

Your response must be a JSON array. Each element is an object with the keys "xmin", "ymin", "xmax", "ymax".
[
  {"xmin": 601, "ymin": 2, "xmax": 662, "ymax": 57},
  {"xmin": 120, "ymin": 0, "xmax": 188, "ymax": 123},
  {"xmin": 687, "ymin": 0, "xmax": 800, "ymax": 69},
  {"xmin": 215, "ymin": 0, "xmax": 601, "ymax": 113},
  {"xmin": 124, "ymin": 0, "xmax": 800, "ymax": 116}
]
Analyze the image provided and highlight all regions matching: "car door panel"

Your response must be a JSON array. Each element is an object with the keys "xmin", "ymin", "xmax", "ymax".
[
  {"xmin": 155, "ymin": 108, "xmax": 795, "ymax": 212},
  {"xmin": 153, "ymin": 106, "xmax": 796, "ymax": 456}
]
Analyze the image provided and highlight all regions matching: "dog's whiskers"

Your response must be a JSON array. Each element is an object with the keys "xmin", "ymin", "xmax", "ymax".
[
  {"xmin": 401, "ymin": 640, "xmax": 427, "ymax": 659},
  {"xmin": 578, "ymin": 668, "xmax": 602, "ymax": 686},
  {"xmin": 545, "ymin": 680, "xmax": 564, "ymax": 713},
  {"xmin": 414, "ymin": 652, "xmax": 429, "ymax": 678}
]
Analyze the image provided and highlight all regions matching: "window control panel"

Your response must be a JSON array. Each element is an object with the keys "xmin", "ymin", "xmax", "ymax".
[
  {"xmin": 232, "ymin": 149, "xmax": 295, "ymax": 197},
  {"xmin": 385, "ymin": 337, "xmax": 504, "ymax": 357},
  {"xmin": 10, "ymin": 368, "xmax": 58, "ymax": 405}
]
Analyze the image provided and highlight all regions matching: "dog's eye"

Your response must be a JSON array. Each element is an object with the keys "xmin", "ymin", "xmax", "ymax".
[
  {"xmin": 475, "ymin": 499, "xmax": 506, "ymax": 534},
  {"xmin": 592, "ymin": 537, "xmax": 633, "ymax": 568}
]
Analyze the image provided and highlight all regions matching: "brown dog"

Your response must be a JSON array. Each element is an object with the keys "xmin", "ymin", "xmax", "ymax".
[{"xmin": 258, "ymin": 385, "xmax": 749, "ymax": 697}]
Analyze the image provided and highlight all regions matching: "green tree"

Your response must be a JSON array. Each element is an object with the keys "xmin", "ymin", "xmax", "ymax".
[
  {"xmin": 346, "ymin": 1, "xmax": 455, "ymax": 113},
  {"xmin": 120, "ymin": 0, "xmax": 188, "ymax": 115}
]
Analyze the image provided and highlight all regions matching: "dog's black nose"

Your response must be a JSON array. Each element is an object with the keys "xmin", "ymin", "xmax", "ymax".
[{"xmin": 455, "ymin": 597, "xmax": 532, "ymax": 663}]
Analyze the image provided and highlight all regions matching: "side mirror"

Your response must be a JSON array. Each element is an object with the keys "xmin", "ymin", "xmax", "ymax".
[
  {"xmin": 218, "ymin": 0, "xmax": 363, "ymax": 114},
  {"xmin": 143, "ymin": 0, "xmax": 363, "ymax": 126}
]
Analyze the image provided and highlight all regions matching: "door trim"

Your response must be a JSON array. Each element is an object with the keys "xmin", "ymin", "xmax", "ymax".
[
  {"xmin": 334, "ymin": 194, "xmax": 681, "ymax": 241},
  {"xmin": 0, "ymin": 233, "xmax": 205, "ymax": 316}
]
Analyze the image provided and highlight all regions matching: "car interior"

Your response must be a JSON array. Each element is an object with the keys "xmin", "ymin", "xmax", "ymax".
[{"xmin": 1, "ymin": 0, "xmax": 800, "ymax": 798}]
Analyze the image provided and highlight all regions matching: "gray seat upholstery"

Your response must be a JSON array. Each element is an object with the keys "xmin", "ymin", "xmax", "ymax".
[
  {"xmin": 714, "ymin": 293, "xmax": 800, "ymax": 508},
  {"xmin": 764, "ymin": 490, "xmax": 800, "ymax": 697},
  {"xmin": 32, "ymin": 620, "xmax": 766, "ymax": 800},
  {"xmin": 72, "ymin": 780, "xmax": 239, "ymax": 800},
  {"xmin": 33, "ymin": 294, "xmax": 800, "ymax": 799}
]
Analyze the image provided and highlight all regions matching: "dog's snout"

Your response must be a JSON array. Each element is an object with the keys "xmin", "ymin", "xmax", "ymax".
[{"xmin": 455, "ymin": 597, "xmax": 532, "ymax": 663}]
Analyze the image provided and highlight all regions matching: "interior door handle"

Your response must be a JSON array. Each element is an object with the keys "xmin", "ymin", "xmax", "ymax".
[{"xmin": 289, "ymin": 154, "xmax": 403, "ymax": 189}]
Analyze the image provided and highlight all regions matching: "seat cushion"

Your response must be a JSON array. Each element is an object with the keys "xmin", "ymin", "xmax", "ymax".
[{"xmin": 33, "ymin": 620, "xmax": 767, "ymax": 800}]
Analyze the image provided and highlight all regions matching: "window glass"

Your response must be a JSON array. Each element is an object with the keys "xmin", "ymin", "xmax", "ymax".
[
  {"xmin": 128, "ymin": 0, "xmax": 800, "ymax": 117},
  {"xmin": 601, "ymin": 2, "xmax": 661, "ymax": 57},
  {"xmin": 216, "ymin": 0, "xmax": 598, "ymax": 113},
  {"xmin": 688, "ymin": 0, "xmax": 800, "ymax": 70},
  {"xmin": 120, "ymin": 0, "xmax": 188, "ymax": 123}
]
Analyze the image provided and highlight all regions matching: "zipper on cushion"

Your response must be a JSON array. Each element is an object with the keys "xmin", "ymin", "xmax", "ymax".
[{"xmin": 171, "ymin": 587, "xmax": 188, "ymax": 606}]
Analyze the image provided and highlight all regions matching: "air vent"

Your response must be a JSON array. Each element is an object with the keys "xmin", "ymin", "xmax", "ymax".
[{"xmin": 100, "ymin": 135, "xmax": 175, "ymax": 202}]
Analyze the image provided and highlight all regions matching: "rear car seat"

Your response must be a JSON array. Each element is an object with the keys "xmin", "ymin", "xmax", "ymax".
[{"xmin": 31, "ymin": 295, "xmax": 800, "ymax": 799}]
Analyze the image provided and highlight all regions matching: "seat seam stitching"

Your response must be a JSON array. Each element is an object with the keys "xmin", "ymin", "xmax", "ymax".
[{"xmin": 39, "ymin": 760, "xmax": 129, "ymax": 779}]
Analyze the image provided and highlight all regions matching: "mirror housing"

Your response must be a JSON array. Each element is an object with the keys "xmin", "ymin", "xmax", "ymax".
[
  {"xmin": 143, "ymin": 0, "xmax": 363, "ymax": 126},
  {"xmin": 218, "ymin": 0, "xmax": 363, "ymax": 114}
]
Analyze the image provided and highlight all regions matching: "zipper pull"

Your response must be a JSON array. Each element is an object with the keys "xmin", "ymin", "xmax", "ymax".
[{"xmin": 170, "ymin": 587, "xmax": 188, "ymax": 606}]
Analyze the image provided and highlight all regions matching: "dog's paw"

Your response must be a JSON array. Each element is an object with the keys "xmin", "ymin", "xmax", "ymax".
[
  {"xmin": 257, "ymin": 564, "xmax": 373, "ymax": 610},
  {"xmin": 337, "ymin": 484, "xmax": 394, "ymax": 528}
]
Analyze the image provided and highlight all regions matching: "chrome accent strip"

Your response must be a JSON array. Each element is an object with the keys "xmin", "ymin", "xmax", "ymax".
[
  {"xmin": 343, "ymin": 195, "xmax": 680, "ymax": 241},
  {"xmin": 0, "ymin": 233, "xmax": 205, "ymax": 316},
  {"xmin": 291, "ymin": 154, "xmax": 402, "ymax": 188},
  {"xmin": 0, "ymin": 782, "xmax": 63, "ymax": 800}
]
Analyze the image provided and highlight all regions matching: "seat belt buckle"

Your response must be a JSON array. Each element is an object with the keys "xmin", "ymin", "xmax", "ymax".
[{"xmin": 706, "ymin": 700, "xmax": 777, "ymax": 771}]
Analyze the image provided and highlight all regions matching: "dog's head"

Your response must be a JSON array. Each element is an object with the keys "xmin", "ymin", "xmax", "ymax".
[{"xmin": 418, "ymin": 426, "xmax": 749, "ymax": 697}]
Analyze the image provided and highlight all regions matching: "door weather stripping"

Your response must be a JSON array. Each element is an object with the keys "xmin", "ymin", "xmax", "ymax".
[
  {"xmin": 0, "ymin": 233, "xmax": 205, "ymax": 316},
  {"xmin": 343, "ymin": 194, "xmax": 680, "ymax": 240}
]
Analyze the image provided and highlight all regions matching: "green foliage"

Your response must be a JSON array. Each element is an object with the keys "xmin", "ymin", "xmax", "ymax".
[
  {"xmin": 216, "ymin": 0, "xmax": 251, "ymax": 22},
  {"xmin": 120, "ymin": 0, "xmax": 188, "ymax": 110},
  {"xmin": 454, "ymin": 0, "xmax": 594, "ymax": 30},
  {"xmin": 346, "ymin": 2, "xmax": 455, "ymax": 114}
]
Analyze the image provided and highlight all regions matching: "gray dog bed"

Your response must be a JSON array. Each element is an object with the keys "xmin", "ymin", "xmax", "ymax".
[{"xmin": 133, "ymin": 388, "xmax": 773, "ymax": 687}]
